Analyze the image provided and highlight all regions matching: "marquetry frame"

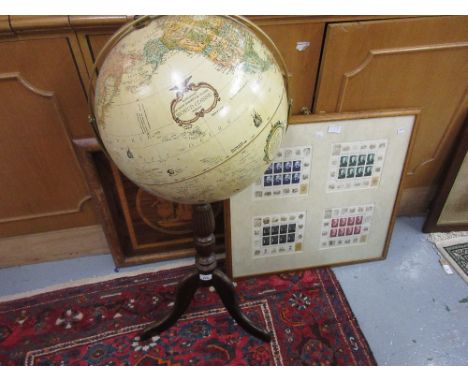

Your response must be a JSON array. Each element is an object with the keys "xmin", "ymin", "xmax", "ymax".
[{"xmin": 73, "ymin": 138, "xmax": 226, "ymax": 267}]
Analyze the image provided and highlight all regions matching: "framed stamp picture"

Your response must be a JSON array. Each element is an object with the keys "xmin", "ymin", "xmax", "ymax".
[{"xmin": 226, "ymin": 109, "xmax": 419, "ymax": 278}]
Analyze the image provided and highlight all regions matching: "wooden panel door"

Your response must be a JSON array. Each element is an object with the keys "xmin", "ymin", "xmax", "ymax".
[
  {"xmin": 0, "ymin": 36, "xmax": 98, "ymax": 237},
  {"xmin": 254, "ymin": 18, "xmax": 324, "ymax": 115},
  {"xmin": 314, "ymin": 16, "xmax": 468, "ymax": 215}
]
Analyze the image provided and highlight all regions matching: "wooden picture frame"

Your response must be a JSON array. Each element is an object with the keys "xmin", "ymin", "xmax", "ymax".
[
  {"xmin": 73, "ymin": 138, "xmax": 225, "ymax": 268},
  {"xmin": 423, "ymin": 115, "xmax": 468, "ymax": 233},
  {"xmin": 226, "ymin": 109, "xmax": 420, "ymax": 279}
]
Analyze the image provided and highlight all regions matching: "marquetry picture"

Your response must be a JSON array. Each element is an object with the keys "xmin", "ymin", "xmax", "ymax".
[{"xmin": 73, "ymin": 139, "xmax": 226, "ymax": 267}]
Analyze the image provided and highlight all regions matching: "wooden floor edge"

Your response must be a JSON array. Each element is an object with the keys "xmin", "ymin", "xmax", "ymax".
[{"xmin": 0, "ymin": 225, "xmax": 109, "ymax": 268}]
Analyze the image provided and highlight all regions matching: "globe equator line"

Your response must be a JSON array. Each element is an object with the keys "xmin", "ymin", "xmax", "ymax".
[{"xmin": 139, "ymin": 88, "xmax": 287, "ymax": 187}]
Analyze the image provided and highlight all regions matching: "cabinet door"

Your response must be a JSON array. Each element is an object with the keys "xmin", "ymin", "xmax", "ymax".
[
  {"xmin": 0, "ymin": 36, "xmax": 97, "ymax": 237},
  {"xmin": 314, "ymin": 16, "xmax": 468, "ymax": 215},
  {"xmin": 254, "ymin": 18, "xmax": 324, "ymax": 115}
]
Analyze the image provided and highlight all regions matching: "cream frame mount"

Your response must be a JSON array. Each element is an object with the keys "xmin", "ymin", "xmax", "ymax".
[{"xmin": 226, "ymin": 109, "xmax": 420, "ymax": 279}]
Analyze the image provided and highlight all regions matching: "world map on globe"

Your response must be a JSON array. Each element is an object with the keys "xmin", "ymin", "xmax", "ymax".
[{"xmin": 94, "ymin": 15, "xmax": 289, "ymax": 203}]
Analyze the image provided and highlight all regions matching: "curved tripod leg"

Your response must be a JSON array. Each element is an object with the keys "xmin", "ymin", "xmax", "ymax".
[
  {"xmin": 212, "ymin": 269, "xmax": 271, "ymax": 342},
  {"xmin": 141, "ymin": 271, "xmax": 199, "ymax": 341}
]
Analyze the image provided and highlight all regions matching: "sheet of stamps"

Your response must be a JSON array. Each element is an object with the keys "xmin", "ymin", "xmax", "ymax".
[
  {"xmin": 252, "ymin": 211, "xmax": 306, "ymax": 257},
  {"xmin": 327, "ymin": 140, "xmax": 387, "ymax": 192},
  {"xmin": 319, "ymin": 204, "xmax": 374, "ymax": 249},
  {"xmin": 252, "ymin": 146, "xmax": 312, "ymax": 200}
]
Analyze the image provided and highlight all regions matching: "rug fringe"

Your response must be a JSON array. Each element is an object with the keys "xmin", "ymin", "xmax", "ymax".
[
  {"xmin": 425, "ymin": 233, "xmax": 468, "ymax": 284},
  {"xmin": 426, "ymin": 231, "xmax": 468, "ymax": 244}
]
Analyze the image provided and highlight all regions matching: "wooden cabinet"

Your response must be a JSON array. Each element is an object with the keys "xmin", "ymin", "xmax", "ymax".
[
  {"xmin": 314, "ymin": 16, "xmax": 468, "ymax": 214},
  {"xmin": 0, "ymin": 15, "xmax": 467, "ymax": 267}
]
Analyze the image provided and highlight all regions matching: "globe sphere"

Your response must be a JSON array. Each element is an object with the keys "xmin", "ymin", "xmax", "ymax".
[{"xmin": 94, "ymin": 15, "xmax": 289, "ymax": 204}]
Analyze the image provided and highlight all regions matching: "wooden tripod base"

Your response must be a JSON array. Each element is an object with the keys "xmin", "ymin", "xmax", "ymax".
[{"xmin": 141, "ymin": 203, "xmax": 271, "ymax": 343}]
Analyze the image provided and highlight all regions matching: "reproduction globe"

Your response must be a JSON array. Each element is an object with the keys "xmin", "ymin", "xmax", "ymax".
[{"xmin": 94, "ymin": 15, "xmax": 289, "ymax": 204}]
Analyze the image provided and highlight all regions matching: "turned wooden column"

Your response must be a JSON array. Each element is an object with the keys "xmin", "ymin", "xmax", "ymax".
[{"xmin": 192, "ymin": 203, "xmax": 217, "ymax": 276}]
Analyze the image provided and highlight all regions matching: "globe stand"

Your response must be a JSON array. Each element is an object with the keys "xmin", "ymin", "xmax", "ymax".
[{"xmin": 140, "ymin": 203, "xmax": 272, "ymax": 342}]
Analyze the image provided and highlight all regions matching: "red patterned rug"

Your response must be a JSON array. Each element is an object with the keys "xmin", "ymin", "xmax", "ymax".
[{"xmin": 0, "ymin": 266, "xmax": 375, "ymax": 365}]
